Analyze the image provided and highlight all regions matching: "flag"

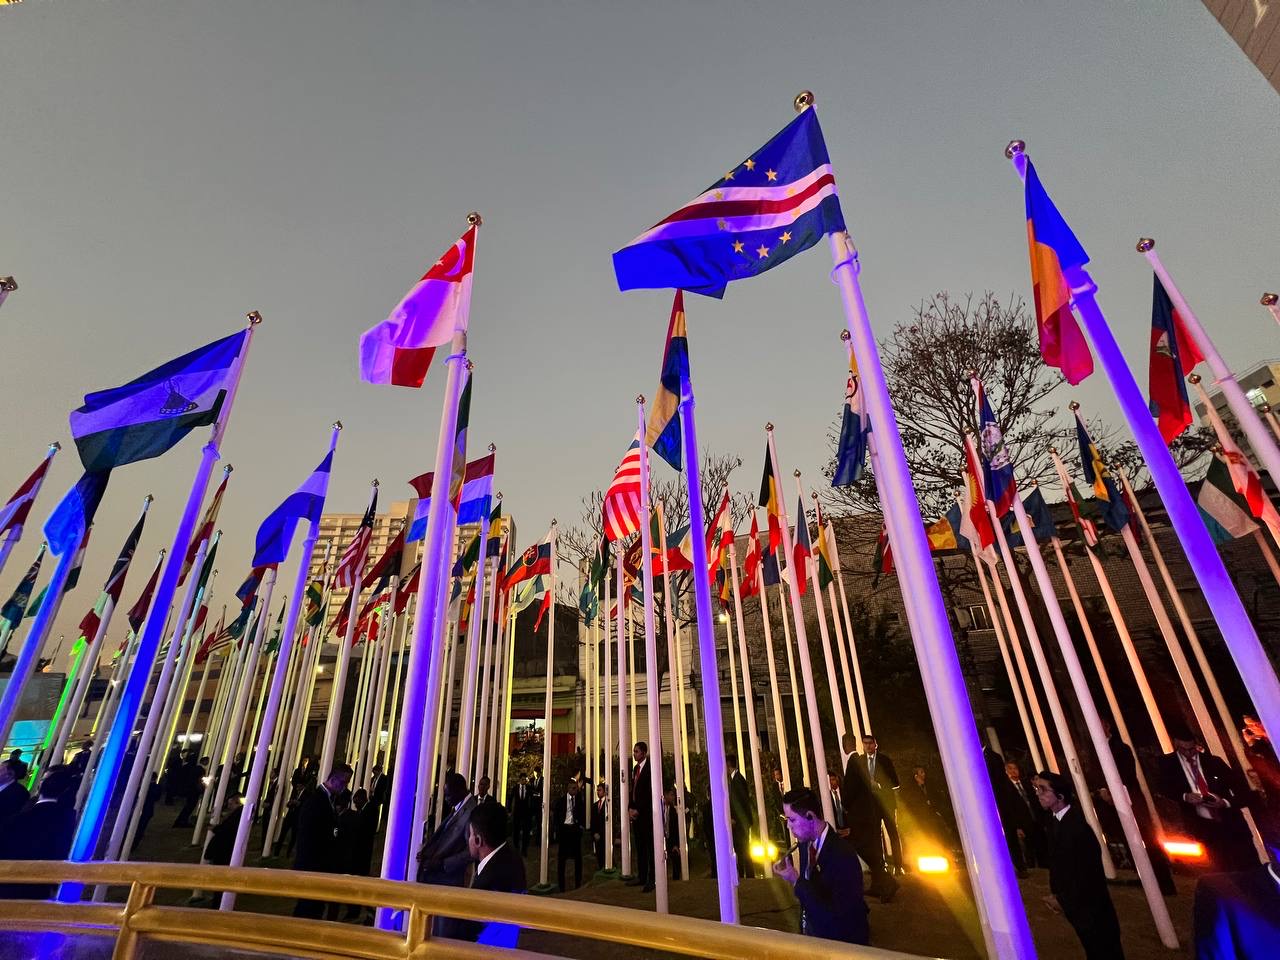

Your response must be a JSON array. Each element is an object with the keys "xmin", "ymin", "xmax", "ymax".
[
  {"xmin": 447, "ymin": 373, "xmax": 474, "ymax": 510},
  {"xmin": 1022, "ymin": 160, "xmax": 1093, "ymax": 385},
  {"xmin": 1, "ymin": 546, "xmax": 44, "ymax": 628},
  {"xmin": 872, "ymin": 522, "xmax": 893, "ymax": 585},
  {"xmin": 622, "ymin": 537, "xmax": 644, "ymax": 588},
  {"xmin": 973, "ymin": 379, "xmax": 1017, "ymax": 518},
  {"xmin": 579, "ymin": 581, "xmax": 599, "ymax": 620},
  {"xmin": 179, "ymin": 471, "xmax": 228, "ymax": 586},
  {"xmin": 510, "ymin": 574, "xmax": 546, "ymax": 615},
  {"xmin": 368, "ymin": 523, "xmax": 407, "ymax": 591},
  {"xmin": 234, "ymin": 566, "xmax": 270, "ymax": 607},
  {"xmin": 43, "ymin": 471, "xmax": 107, "ymax": 557},
  {"xmin": 1064, "ymin": 481, "xmax": 1101, "ymax": 550},
  {"xmin": 758, "ymin": 443, "xmax": 783, "ymax": 552},
  {"xmin": 359, "ymin": 225, "xmax": 477, "ymax": 387},
  {"xmin": 705, "ymin": 490, "xmax": 732, "ymax": 581},
  {"xmin": 486, "ymin": 502, "xmax": 506, "ymax": 557},
  {"xmin": 925, "ymin": 516, "xmax": 958, "ymax": 552},
  {"xmin": 792, "ymin": 497, "xmax": 812, "ymax": 595},
  {"xmin": 504, "ymin": 540, "xmax": 551, "ymax": 592},
  {"xmin": 193, "ymin": 535, "xmax": 219, "ymax": 599},
  {"xmin": 742, "ymin": 512, "xmax": 762, "ymax": 597},
  {"xmin": 612, "ymin": 107, "xmax": 845, "ymax": 298},
  {"xmin": 602, "ymin": 435, "xmax": 644, "ymax": 543},
  {"xmin": 960, "ymin": 436, "xmax": 998, "ymax": 558},
  {"xmin": 225, "ymin": 599, "xmax": 256, "ymax": 646},
  {"xmin": 1001, "ymin": 488, "xmax": 1056, "ymax": 548},
  {"xmin": 329, "ymin": 590, "xmax": 356, "ymax": 639},
  {"xmin": 0, "ymin": 452, "xmax": 54, "ymax": 543},
  {"xmin": 407, "ymin": 453, "xmax": 494, "ymax": 542},
  {"xmin": 333, "ymin": 487, "xmax": 378, "ymax": 589},
  {"xmin": 1074, "ymin": 415, "xmax": 1129, "ymax": 532},
  {"xmin": 589, "ymin": 535, "xmax": 611, "ymax": 597},
  {"xmin": 70, "ymin": 331, "xmax": 248, "ymax": 474},
  {"xmin": 394, "ymin": 562, "xmax": 421, "ymax": 614},
  {"xmin": 194, "ymin": 609, "xmax": 229, "ymax": 665},
  {"xmin": 451, "ymin": 531, "xmax": 482, "ymax": 578},
  {"xmin": 83, "ymin": 506, "xmax": 148, "ymax": 639},
  {"xmin": 658, "ymin": 524, "xmax": 695, "ymax": 574},
  {"xmin": 303, "ymin": 579, "xmax": 325, "ymax": 628},
  {"xmin": 126, "ymin": 552, "xmax": 164, "ymax": 633},
  {"xmin": 1197, "ymin": 454, "xmax": 1260, "ymax": 544},
  {"xmin": 645, "ymin": 292, "xmax": 689, "ymax": 471},
  {"xmin": 1148, "ymin": 274, "xmax": 1204, "ymax": 444},
  {"xmin": 815, "ymin": 509, "xmax": 837, "ymax": 589},
  {"xmin": 254, "ymin": 450, "xmax": 334, "ymax": 566},
  {"xmin": 832, "ymin": 346, "xmax": 868, "ymax": 487},
  {"xmin": 64, "ymin": 525, "xmax": 92, "ymax": 592}
]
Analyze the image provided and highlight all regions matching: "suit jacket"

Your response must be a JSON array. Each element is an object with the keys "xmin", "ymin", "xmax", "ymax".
[
  {"xmin": 1158, "ymin": 751, "xmax": 1250, "ymax": 831},
  {"xmin": 292, "ymin": 785, "xmax": 340, "ymax": 873},
  {"xmin": 728, "ymin": 772, "xmax": 752, "ymax": 833},
  {"xmin": 445, "ymin": 843, "xmax": 528, "ymax": 943},
  {"xmin": 794, "ymin": 829, "xmax": 869, "ymax": 945},
  {"xmin": 840, "ymin": 755, "xmax": 880, "ymax": 829},
  {"xmin": 629, "ymin": 760, "xmax": 652, "ymax": 824},
  {"xmin": 862, "ymin": 751, "xmax": 899, "ymax": 812},
  {"xmin": 418, "ymin": 794, "xmax": 478, "ymax": 886},
  {"xmin": 590, "ymin": 799, "xmax": 607, "ymax": 839},
  {"xmin": 1193, "ymin": 863, "xmax": 1280, "ymax": 960},
  {"xmin": 1046, "ymin": 806, "xmax": 1119, "ymax": 934},
  {"xmin": 0, "ymin": 801, "xmax": 77, "ymax": 899},
  {"xmin": 0, "ymin": 781, "xmax": 29, "ymax": 822},
  {"xmin": 552, "ymin": 792, "xmax": 585, "ymax": 840}
]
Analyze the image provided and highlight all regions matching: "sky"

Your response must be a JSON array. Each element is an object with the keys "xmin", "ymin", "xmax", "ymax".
[{"xmin": 1, "ymin": 0, "xmax": 1278, "ymax": 660}]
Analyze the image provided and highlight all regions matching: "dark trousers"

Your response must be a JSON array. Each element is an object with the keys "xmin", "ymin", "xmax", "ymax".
[
  {"xmin": 850, "ymin": 815, "xmax": 894, "ymax": 894},
  {"xmin": 173, "ymin": 793, "xmax": 199, "ymax": 827},
  {"xmin": 880, "ymin": 806, "xmax": 903, "ymax": 870},
  {"xmin": 592, "ymin": 830, "xmax": 605, "ymax": 866},
  {"xmin": 668, "ymin": 843, "xmax": 681, "ymax": 880},
  {"xmin": 634, "ymin": 820, "xmax": 655, "ymax": 887},
  {"xmin": 558, "ymin": 825, "xmax": 583, "ymax": 891}
]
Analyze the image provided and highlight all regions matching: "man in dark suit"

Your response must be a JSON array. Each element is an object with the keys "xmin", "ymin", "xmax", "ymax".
[
  {"xmin": 475, "ymin": 775, "xmax": 497, "ymax": 806},
  {"xmin": 840, "ymin": 734, "xmax": 897, "ymax": 902},
  {"xmin": 983, "ymin": 745, "xmax": 1030, "ymax": 880},
  {"xmin": 662, "ymin": 786, "xmax": 682, "ymax": 880},
  {"xmin": 590, "ymin": 782, "xmax": 609, "ymax": 866},
  {"xmin": 172, "ymin": 751, "xmax": 206, "ymax": 828},
  {"xmin": 1005, "ymin": 760, "xmax": 1045, "ymax": 868},
  {"xmin": 861, "ymin": 734, "xmax": 903, "ymax": 873},
  {"xmin": 827, "ymin": 772, "xmax": 848, "ymax": 833},
  {"xmin": 0, "ymin": 759, "xmax": 30, "ymax": 821},
  {"xmin": 1158, "ymin": 726, "xmax": 1256, "ymax": 874},
  {"xmin": 627, "ymin": 741, "xmax": 655, "ymax": 892},
  {"xmin": 0, "ymin": 767, "xmax": 77, "ymax": 899},
  {"xmin": 292, "ymin": 764, "xmax": 353, "ymax": 918},
  {"xmin": 1192, "ymin": 836, "xmax": 1280, "ymax": 959},
  {"xmin": 417, "ymin": 772, "xmax": 478, "ymax": 888},
  {"xmin": 442, "ymin": 800, "xmax": 527, "ymax": 945},
  {"xmin": 1100, "ymin": 718, "xmax": 1175, "ymax": 895},
  {"xmin": 552, "ymin": 778, "xmax": 585, "ymax": 891},
  {"xmin": 1034, "ymin": 771, "xmax": 1124, "ymax": 960},
  {"xmin": 727, "ymin": 755, "xmax": 753, "ymax": 878},
  {"xmin": 510, "ymin": 777, "xmax": 534, "ymax": 856},
  {"xmin": 772, "ymin": 786, "xmax": 869, "ymax": 945}
]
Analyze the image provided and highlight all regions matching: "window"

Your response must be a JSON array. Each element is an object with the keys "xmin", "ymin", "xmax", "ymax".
[{"xmin": 965, "ymin": 604, "xmax": 992, "ymax": 630}]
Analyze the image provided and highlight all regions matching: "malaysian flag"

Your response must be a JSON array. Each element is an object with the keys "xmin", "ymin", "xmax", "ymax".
[
  {"xmin": 333, "ymin": 486, "xmax": 378, "ymax": 589},
  {"xmin": 602, "ymin": 434, "xmax": 643, "ymax": 543}
]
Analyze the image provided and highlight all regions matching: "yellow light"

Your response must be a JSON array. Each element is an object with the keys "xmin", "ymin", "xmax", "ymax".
[
  {"xmin": 718, "ymin": 613, "xmax": 729, "ymax": 623},
  {"xmin": 1163, "ymin": 839, "xmax": 1206, "ymax": 860},
  {"xmin": 749, "ymin": 842, "xmax": 765, "ymax": 861},
  {"xmin": 765, "ymin": 843, "xmax": 778, "ymax": 860},
  {"xmin": 917, "ymin": 855, "xmax": 949, "ymax": 874}
]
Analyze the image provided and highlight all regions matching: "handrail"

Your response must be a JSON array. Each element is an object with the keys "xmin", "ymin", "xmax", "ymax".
[{"xmin": 0, "ymin": 861, "xmax": 924, "ymax": 960}]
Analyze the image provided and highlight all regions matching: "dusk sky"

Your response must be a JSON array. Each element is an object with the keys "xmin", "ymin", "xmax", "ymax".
[{"xmin": 2, "ymin": 1, "xmax": 1278, "ymax": 657}]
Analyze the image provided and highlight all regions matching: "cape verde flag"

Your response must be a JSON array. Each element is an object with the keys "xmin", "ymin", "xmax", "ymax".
[
  {"xmin": 612, "ymin": 107, "xmax": 845, "ymax": 298},
  {"xmin": 253, "ymin": 450, "xmax": 334, "ymax": 566}
]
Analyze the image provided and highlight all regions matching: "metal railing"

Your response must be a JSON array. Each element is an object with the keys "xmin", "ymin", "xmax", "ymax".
[{"xmin": 0, "ymin": 860, "xmax": 921, "ymax": 960}]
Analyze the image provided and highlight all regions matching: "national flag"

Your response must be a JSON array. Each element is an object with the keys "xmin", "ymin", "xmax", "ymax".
[
  {"xmin": 368, "ymin": 523, "xmax": 407, "ymax": 591},
  {"xmin": 872, "ymin": 522, "xmax": 893, "ymax": 585},
  {"xmin": 1221, "ymin": 446, "xmax": 1280, "ymax": 540},
  {"xmin": 960, "ymin": 435, "xmax": 998, "ymax": 554},
  {"xmin": 510, "ymin": 574, "xmax": 546, "ymax": 615},
  {"xmin": 394, "ymin": 563, "xmax": 421, "ymax": 614},
  {"xmin": 1064, "ymin": 481, "xmax": 1100, "ymax": 550},
  {"xmin": 612, "ymin": 106, "xmax": 845, "ymax": 298},
  {"xmin": 815, "ymin": 507, "xmax": 837, "ymax": 589},
  {"xmin": 333, "ymin": 487, "xmax": 378, "ymax": 589},
  {"xmin": 1, "ymin": 546, "xmax": 44, "ymax": 628},
  {"xmin": 1074, "ymin": 415, "xmax": 1129, "ymax": 532},
  {"xmin": 645, "ymin": 292, "xmax": 689, "ymax": 471},
  {"xmin": 191, "ymin": 603, "xmax": 209, "ymax": 638},
  {"xmin": 758, "ymin": 442, "xmax": 782, "ymax": 552},
  {"xmin": 579, "ymin": 581, "xmax": 599, "ymax": 620},
  {"xmin": 0, "ymin": 451, "xmax": 55, "ymax": 544},
  {"xmin": 126, "ymin": 551, "xmax": 164, "ymax": 633},
  {"xmin": 63, "ymin": 525, "xmax": 92, "ymax": 592},
  {"xmin": 486, "ymin": 502, "xmax": 506, "ymax": 558},
  {"xmin": 1022, "ymin": 160, "xmax": 1093, "ymax": 385},
  {"xmin": 589, "ymin": 535, "xmax": 611, "ymax": 597},
  {"xmin": 329, "ymin": 590, "xmax": 356, "ymax": 639},
  {"xmin": 234, "ymin": 566, "xmax": 270, "ymax": 608},
  {"xmin": 179, "ymin": 471, "xmax": 228, "ymax": 586},
  {"xmin": 407, "ymin": 454, "xmax": 494, "ymax": 543},
  {"xmin": 254, "ymin": 450, "xmax": 334, "ymax": 567},
  {"xmin": 504, "ymin": 540, "xmax": 551, "ymax": 592},
  {"xmin": 925, "ymin": 516, "xmax": 958, "ymax": 552},
  {"xmin": 533, "ymin": 585, "xmax": 553, "ymax": 632},
  {"xmin": 447, "ymin": 373, "xmax": 474, "ymax": 510},
  {"xmin": 705, "ymin": 490, "xmax": 733, "ymax": 582},
  {"xmin": 602, "ymin": 435, "xmax": 644, "ymax": 543},
  {"xmin": 194, "ymin": 609, "xmax": 229, "ymax": 665},
  {"xmin": 792, "ymin": 497, "xmax": 812, "ymax": 595},
  {"xmin": 451, "ymin": 531, "xmax": 482, "ymax": 578},
  {"xmin": 622, "ymin": 537, "xmax": 644, "ymax": 588},
  {"xmin": 656, "ymin": 524, "xmax": 695, "ymax": 574},
  {"xmin": 225, "ymin": 599, "xmax": 256, "ymax": 646},
  {"xmin": 359, "ymin": 224, "xmax": 477, "ymax": 387},
  {"xmin": 1148, "ymin": 274, "xmax": 1204, "ymax": 444},
  {"xmin": 69, "ymin": 330, "xmax": 248, "ymax": 474},
  {"xmin": 1002, "ymin": 488, "xmax": 1056, "ymax": 548},
  {"xmin": 43, "ymin": 471, "xmax": 107, "ymax": 557},
  {"xmin": 303, "ymin": 579, "xmax": 325, "ymax": 628},
  {"xmin": 103, "ymin": 508, "xmax": 147, "ymax": 605},
  {"xmin": 973, "ymin": 379, "xmax": 1017, "ymax": 518},
  {"xmin": 1197, "ymin": 454, "xmax": 1260, "ymax": 544},
  {"xmin": 78, "ymin": 594, "xmax": 108, "ymax": 644},
  {"xmin": 742, "ymin": 512, "xmax": 762, "ymax": 597},
  {"xmin": 832, "ymin": 345, "xmax": 868, "ymax": 487}
]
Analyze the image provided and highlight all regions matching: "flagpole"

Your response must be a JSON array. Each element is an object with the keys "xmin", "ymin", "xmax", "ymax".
[
  {"xmin": 381, "ymin": 603, "xmax": 410, "ymax": 775},
  {"xmin": 0, "ymin": 442, "xmax": 60, "ymax": 583},
  {"xmin": 526, "ymin": 522, "xmax": 557, "ymax": 891},
  {"xmin": 796, "ymin": 476, "xmax": 848, "ymax": 751},
  {"xmin": 672, "ymin": 621, "xmax": 691, "ymax": 789},
  {"xmin": 602, "ymin": 560, "xmax": 615, "ymax": 874},
  {"xmin": 430, "ymin": 622, "xmax": 460, "ymax": 834},
  {"xmin": 474, "ymin": 502, "xmax": 502, "ymax": 786},
  {"xmin": 366, "ymin": 588, "xmax": 397, "ymax": 785},
  {"xmin": 752, "ymin": 517, "xmax": 791, "ymax": 792},
  {"xmin": 824, "ymin": 509, "xmax": 871, "ymax": 735},
  {"xmin": 378, "ymin": 218, "xmax": 479, "ymax": 923},
  {"xmin": 821, "ymin": 539, "xmax": 862, "ymax": 742},
  {"xmin": 722, "ymin": 606, "xmax": 744, "ymax": 770},
  {"xmin": 1138, "ymin": 240, "xmax": 1280, "ymax": 484},
  {"xmin": 1007, "ymin": 141, "xmax": 1280, "ymax": 802},
  {"xmin": 497, "ymin": 604, "xmax": 518, "ymax": 800},
  {"xmin": 627, "ymin": 605, "xmax": 638, "ymax": 754},
  {"xmin": 659, "ymin": 512, "xmax": 690, "ymax": 881},
  {"xmin": 767, "ymin": 429, "xmax": 834, "ymax": 826},
  {"xmin": 614, "ymin": 547, "xmax": 632, "ymax": 880},
  {"xmin": 64, "ymin": 311, "xmax": 260, "ymax": 889},
  {"xmin": 347, "ymin": 618, "xmax": 376, "ymax": 774},
  {"xmin": 485, "ymin": 590, "xmax": 509, "ymax": 789},
  {"xmin": 77, "ymin": 625, "xmax": 142, "ymax": 810},
  {"xmin": 775, "ymin": 579, "xmax": 809, "ymax": 788},
  {"xmin": 457, "ymin": 467, "xmax": 494, "ymax": 779}
]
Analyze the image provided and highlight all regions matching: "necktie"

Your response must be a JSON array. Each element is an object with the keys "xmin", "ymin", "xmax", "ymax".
[
  {"xmin": 868, "ymin": 755, "xmax": 876, "ymax": 781},
  {"xmin": 1191, "ymin": 757, "xmax": 1210, "ymax": 795},
  {"xmin": 808, "ymin": 842, "xmax": 819, "ymax": 879}
]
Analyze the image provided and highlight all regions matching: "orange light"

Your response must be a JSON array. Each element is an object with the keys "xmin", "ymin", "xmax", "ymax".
[
  {"xmin": 1162, "ymin": 839, "xmax": 1206, "ymax": 860},
  {"xmin": 917, "ymin": 855, "xmax": 949, "ymax": 874}
]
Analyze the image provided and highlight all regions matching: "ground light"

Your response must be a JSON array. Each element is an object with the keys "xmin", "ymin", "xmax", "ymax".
[
  {"xmin": 1162, "ymin": 839, "xmax": 1206, "ymax": 861},
  {"xmin": 917, "ymin": 855, "xmax": 949, "ymax": 874},
  {"xmin": 749, "ymin": 840, "xmax": 779, "ymax": 863}
]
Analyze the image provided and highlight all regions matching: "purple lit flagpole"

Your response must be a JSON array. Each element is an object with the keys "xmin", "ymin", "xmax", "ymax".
[
  {"xmin": 1007, "ymin": 140, "xmax": 1280, "ymax": 781},
  {"xmin": 221, "ymin": 422, "xmax": 342, "ymax": 909},
  {"xmin": 807, "ymin": 88, "xmax": 1031, "ymax": 958},
  {"xmin": 376, "ymin": 214, "xmax": 481, "ymax": 931},
  {"xmin": 62, "ymin": 311, "xmax": 260, "ymax": 896}
]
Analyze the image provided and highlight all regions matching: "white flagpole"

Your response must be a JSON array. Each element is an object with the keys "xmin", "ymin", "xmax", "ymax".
[
  {"xmin": 824, "ymin": 567, "xmax": 862, "ymax": 743},
  {"xmin": 672, "ymin": 620, "xmax": 691, "ymax": 787},
  {"xmin": 0, "ymin": 441, "xmax": 60, "ymax": 583},
  {"xmin": 457, "ymin": 479, "xmax": 494, "ymax": 779},
  {"xmin": 364, "ymin": 598, "xmax": 396, "ymax": 783},
  {"xmin": 485, "ymin": 590, "xmax": 510, "ymax": 789},
  {"xmin": 536, "ymin": 522, "xmax": 559, "ymax": 890},
  {"xmin": 628, "ymin": 606, "xmax": 638, "ymax": 750},
  {"xmin": 381, "ymin": 605, "xmax": 410, "ymax": 773},
  {"xmin": 722, "ymin": 605, "xmax": 744, "ymax": 768},
  {"xmin": 752, "ymin": 516, "xmax": 790, "ymax": 792},
  {"xmin": 795, "ymin": 476, "xmax": 847, "ymax": 748},
  {"xmin": 615, "ymin": 549, "xmax": 632, "ymax": 879},
  {"xmin": 431, "ymin": 622, "xmax": 461, "ymax": 829},
  {"xmin": 1139, "ymin": 240, "xmax": 1280, "ymax": 484},
  {"xmin": 659, "ymin": 510, "xmax": 690, "ymax": 881},
  {"xmin": 602, "ymin": 560, "xmax": 615, "ymax": 873},
  {"xmin": 473, "ymin": 503, "xmax": 502, "ymax": 786},
  {"xmin": 636, "ymin": 399, "xmax": 669, "ymax": 911},
  {"xmin": 347, "ymin": 622, "xmax": 376, "ymax": 772},
  {"xmin": 775, "ymin": 578, "xmax": 809, "ymax": 788},
  {"xmin": 824, "ymin": 504, "xmax": 871, "ymax": 734},
  {"xmin": 191, "ymin": 620, "xmax": 256, "ymax": 848}
]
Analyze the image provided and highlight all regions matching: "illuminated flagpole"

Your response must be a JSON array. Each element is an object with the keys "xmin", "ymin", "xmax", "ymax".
[
  {"xmin": 795, "ymin": 476, "xmax": 847, "ymax": 748},
  {"xmin": 601, "ymin": 562, "xmax": 615, "ymax": 873},
  {"xmin": 614, "ymin": 549, "xmax": 632, "ymax": 879},
  {"xmin": 473, "ymin": 499, "xmax": 502, "ymax": 786},
  {"xmin": 752, "ymin": 513, "xmax": 790, "ymax": 791},
  {"xmin": 627, "ymin": 605, "xmax": 638, "ymax": 751},
  {"xmin": 1007, "ymin": 142, "xmax": 1280, "ymax": 806},
  {"xmin": 457, "ymin": 478, "xmax": 494, "ymax": 780},
  {"xmin": 0, "ymin": 442, "xmax": 60, "ymax": 582},
  {"xmin": 484, "ymin": 589, "xmax": 510, "ymax": 789},
  {"xmin": 722, "ymin": 604, "xmax": 744, "ymax": 768},
  {"xmin": 658, "ymin": 507, "xmax": 690, "ymax": 880},
  {"xmin": 534, "ymin": 522, "xmax": 559, "ymax": 890},
  {"xmin": 775, "ymin": 576, "xmax": 809, "ymax": 788},
  {"xmin": 0, "ymin": 277, "xmax": 15, "ymax": 311},
  {"xmin": 819, "ymin": 516, "xmax": 862, "ymax": 744}
]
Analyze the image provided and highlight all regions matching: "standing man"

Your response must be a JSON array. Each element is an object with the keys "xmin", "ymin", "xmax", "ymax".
[
  {"xmin": 862, "ymin": 734, "xmax": 903, "ymax": 874},
  {"xmin": 475, "ymin": 775, "xmax": 496, "ymax": 806},
  {"xmin": 0, "ymin": 767, "xmax": 77, "ymax": 900},
  {"xmin": 591, "ymin": 782, "xmax": 609, "ymax": 867},
  {"xmin": 727, "ymin": 755, "xmax": 753, "ymax": 878},
  {"xmin": 1159, "ymin": 724, "xmax": 1256, "ymax": 873},
  {"xmin": 417, "ymin": 772, "xmax": 479, "ymax": 888},
  {"xmin": 1033, "ymin": 771, "xmax": 1124, "ymax": 960},
  {"xmin": 172, "ymin": 751, "xmax": 206, "ymax": 828},
  {"xmin": 662, "ymin": 785, "xmax": 681, "ymax": 880},
  {"xmin": 0, "ymin": 760, "xmax": 29, "ymax": 821},
  {"xmin": 443, "ymin": 801, "xmax": 527, "ymax": 946},
  {"xmin": 510, "ymin": 777, "xmax": 533, "ymax": 856},
  {"xmin": 292, "ymin": 764, "xmax": 353, "ymax": 919},
  {"xmin": 552, "ymin": 778, "xmax": 585, "ymax": 891},
  {"xmin": 1005, "ymin": 760, "xmax": 1045, "ymax": 868},
  {"xmin": 772, "ymin": 786, "xmax": 869, "ymax": 945},
  {"xmin": 827, "ymin": 772, "xmax": 848, "ymax": 834},
  {"xmin": 842, "ymin": 741, "xmax": 898, "ymax": 902},
  {"xmin": 627, "ymin": 741, "xmax": 655, "ymax": 892}
]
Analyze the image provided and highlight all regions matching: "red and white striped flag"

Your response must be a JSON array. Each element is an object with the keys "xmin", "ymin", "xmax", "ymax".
[
  {"xmin": 602, "ymin": 434, "xmax": 643, "ymax": 543},
  {"xmin": 333, "ymin": 488, "xmax": 378, "ymax": 589},
  {"xmin": 0, "ymin": 449, "xmax": 56, "ymax": 542}
]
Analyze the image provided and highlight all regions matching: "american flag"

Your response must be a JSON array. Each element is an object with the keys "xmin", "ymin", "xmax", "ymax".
[
  {"xmin": 333, "ymin": 488, "xmax": 378, "ymax": 589},
  {"xmin": 602, "ymin": 435, "xmax": 643, "ymax": 543}
]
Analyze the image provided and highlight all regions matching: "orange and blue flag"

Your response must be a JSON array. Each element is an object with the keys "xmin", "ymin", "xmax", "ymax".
[
  {"xmin": 645, "ymin": 292, "xmax": 689, "ymax": 471},
  {"xmin": 1148, "ymin": 274, "xmax": 1204, "ymax": 444},
  {"xmin": 612, "ymin": 108, "xmax": 845, "ymax": 298},
  {"xmin": 1074, "ymin": 414, "xmax": 1129, "ymax": 532},
  {"xmin": 1024, "ymin": 160, "xmax": 1093, "ymax": 385},
  {"xmin": 792, "ymin": 497, "xmax": 812, "ymax": 596}
]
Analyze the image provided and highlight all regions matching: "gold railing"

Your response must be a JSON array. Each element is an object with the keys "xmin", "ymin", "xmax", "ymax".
[{"xmin": 0, "ymin": 861, "xmax": 922, "ymax": 960}]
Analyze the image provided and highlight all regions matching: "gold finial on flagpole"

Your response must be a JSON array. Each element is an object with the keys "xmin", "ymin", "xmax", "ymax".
[
  {"xmin": 636, "ymin": 394, "xmax": 646, "ymax": 405},
  {"xmin": 333, "ymin": 421, "xmax": 344, "ymax": 431},
  {"xmin": 793, "ymin": 469, "xmax": 801, "ymax": 478},
  {"xmin": 1260, "ymin": 403, "xmax": 1272, "ymax": 414},
  {"xmin": 1188, "ymin": 373, "xmax": 1202, "ymax": 385},
  {"xmin": 144, "ymin": 494, "xmax": 155, "ymax": 505},
  {"xmin": 246, "ymin": 311, "xmax": 263, "ymax": 325},
  {"xmin": 0, "ymin": 278, "xmax": 16, "ymax": 292},
  {"xmin": 1069, "ymin": 401, "xmax": 1081, "ymax": 412},
  {"xmin": 1136, "ymin": 238, "xmax": 1155, "ymax": 253},
  {"xmin": 372, "ymin": 478, "xmax": 381, "ymax": 488},
  {"xmin": 488, "ymin": 443, "xmax": 496, "ymax": 453},
  {"xmin": 496, "ymin": 492, "xmax": 503, "ymax": 501},
  {"xmin": 223, "ymin": 464, "xmax": 233, "ymax": 476},
  {"xmin": 1262, "ymin": 293, "xmax": 1279, "ymax": 306},
  {"xmin": 766, "ymin": 422, "xmax": 774, "ymax": 432},
  {"xmin": 467, "ymin": 212, "xmax": 483, "ymax": 227},
  {"xmin": 840, "ymin": 329, "xmax": 851, "ymax": 342},
  {"xmin": 794, "ymin": 90, "xmax": 814, "ymax": 113},
  {"xmin": 1004, "ymin": 140, "xmax": 1025, "ymax": 160},
  {"xmin": 1049, "ymin": 447, "xmax": 1058, "ymax": 455}
]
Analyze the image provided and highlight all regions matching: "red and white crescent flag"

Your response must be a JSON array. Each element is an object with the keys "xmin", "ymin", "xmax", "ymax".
[{"xmin": 359, "ymin": 225, "xmax": 477, "ymax": 387}]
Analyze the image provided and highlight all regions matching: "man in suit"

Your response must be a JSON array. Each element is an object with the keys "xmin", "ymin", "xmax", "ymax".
[
  {"xmin": 552, "ymin": 778, "xmax": 585, "ymax": 891},
  {"xmin": 1005, "ymin": 760, "xmax": 1046, "ymax": 868},
  {"xmin": 983, "ymin": 745, "xmax": 1030, "ymax": 880},
  {"xmin": 662, "ymin": 786, "xmax": 681, "ymax": 880},
  {"xmin": 172, "ymin": 751, "xmax": 206, "ymax": 827},
  {"xmin": 443, "ymin": 800, "xmax": 527, "ymax": 945},
  {"xmin": 841, "ymin": 734, "xmax": 897, "ymax": 902},
  {"xmin": 591, "ymin": 782, "xmax": 609, "ymax": 866},
  {"xmin": 862, "ymin": 734, "xmax": 903, "ymax": 873},
  {"xmin": 727, "ymin": 755, "xmax": 753, "ymax": 878},
  {"xmin": 627, "ymin": 741, "xmax": 655, "ymax": 892},
  {"xmin": 1192, "ymin": 836, "xmax": 1280, "ymax": 959},
  {"xmin": 292, "ymin": 764, "xmax": 353, "ymax": 919},
  {"xmin": 0, "ymin": 759, "xmax": 30, "ymax": 821},
  {"xmin": 1034, "ymin": 771, "xmax": 1124, "ymax": 960},
  {"xmin": 1159, "ymin": 725, "xmax": 1256, "ymax": 873},
  {"xmin": 0, "ymin": 767, "xmax": 77, "ymax": 899},
  {"xmin": 772, "ymin": 786, "xmax": 869, "ymax": 945},
  {"xmin": 475, "ymin": 775, "xmax": 497, "ymax": 806},
  {"xmin": 827, "ymin": 772, "xmax": 848, "ymax": 833},
  {"xmin": 417, "ymin": 772, "xmax": 479, "ymax": 888},
  {"xmin": 510, "ymin": 777, "xmax": 533, "ymax": 855},
  {"xmin": 367, "ymin": 764, "xmax": 389, "ymax": 810}
]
